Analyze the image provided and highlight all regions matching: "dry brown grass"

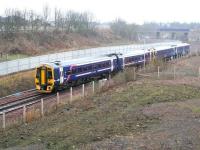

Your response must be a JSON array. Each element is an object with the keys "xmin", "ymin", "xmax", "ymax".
[{"xmin": 0, "ymin": 70, "xmax": 35, "ymax": 97}]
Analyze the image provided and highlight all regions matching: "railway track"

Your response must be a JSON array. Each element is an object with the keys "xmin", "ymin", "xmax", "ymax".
[
  {"xmin": 0, "ymin": 89, "xmax": 48, "ymax": 112},
  {"xmin": 0, "ymin": 82, "xmax": 92, "ymax": 113}
]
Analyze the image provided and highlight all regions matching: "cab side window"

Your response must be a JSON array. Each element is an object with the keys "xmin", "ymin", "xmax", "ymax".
[
  {"xmin": 47, "ymin": 70, "xmax": 53, "ymax": 79},
  {"xmin": 36, "ymin": 69, "xmax": 40, "ymax": 78}
]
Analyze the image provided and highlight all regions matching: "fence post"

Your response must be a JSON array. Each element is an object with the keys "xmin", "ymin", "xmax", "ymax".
[
  {"xmin": 158, "ymin": 66, "xmax": 160, "ymax": 78},
  {"xmin": 2, "ymin": 112, "xmax": 5, "ymax": 129},
  {"xmin": 133, "ymin": 67, "xmax": 136, "ymax": 80},
  {"xmin": 108, "ymin": 74, "xmax": 111, "ymax": 80},
  {"xmin": 92, "ymin": 81, "xmax": 95, "ymax": 94},
  {"xmin": 82, "ymin": 84, "xmax": 85, "ymax": 97},
  {"xmin": 70, "ymin": 87, "xmax": 73, "ymax": 102},
  {"xmin": 174, "ymin": 66, "xmax": 176, "ymax": 80},
  {"xmin": 57, "ymin": 92, "xmax": 60, "ymax": 105},
  {"xmin": 23, "ymin": 105, "xmax": 26, "ymax": 123},
  {"xmin": 41, "ymin": 98, "xmax": 44, "ymax": 117},
  {"xmin": 99, "ymin": 80, "xmax": 102, "ymax": 89}
]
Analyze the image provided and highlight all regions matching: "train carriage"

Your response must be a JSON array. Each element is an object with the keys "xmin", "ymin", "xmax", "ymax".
[{"xmin": 35, "ymin": 42, "xmax": 190, "ymax": 93}]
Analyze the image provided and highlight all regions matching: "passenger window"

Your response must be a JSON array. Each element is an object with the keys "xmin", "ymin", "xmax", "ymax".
[
  {"xmin": 78, "ymin": 68, "xmax": 82, "ymax": 73},
  {"xmin": 72, "ymin": 68, "xmax": 76, "ymax": 74}
]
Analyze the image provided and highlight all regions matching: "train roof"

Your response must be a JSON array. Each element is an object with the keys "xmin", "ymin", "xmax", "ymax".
[
  {"xmin": 124, "ymin": 49, "xmax": 148, "ymax": 57},
  {"xmin": 38, "ymin": 42, "xmax": 190, "ymax": 68},
  {"xmin": 154, "ymin": 43, "xmax": 189, "ymax": 51},
  {"xmin": 41, "ymin": 55, "xmax": 113, "ymax": 68}
]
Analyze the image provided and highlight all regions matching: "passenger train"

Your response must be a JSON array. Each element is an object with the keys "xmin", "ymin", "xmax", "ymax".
[{"xmin": 35, "ymin": 42, "xmax": 190, "ymax": 93}]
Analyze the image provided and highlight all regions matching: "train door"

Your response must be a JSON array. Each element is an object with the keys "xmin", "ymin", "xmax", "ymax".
[{"xmin": 41, "ymin": 67, "xmax": 47, "ymax": 86}]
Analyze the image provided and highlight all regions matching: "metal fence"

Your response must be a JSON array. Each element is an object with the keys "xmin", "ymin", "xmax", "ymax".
[{"xmin": 0, "ymin": 41, "xmax": 181, "ymax": 76}]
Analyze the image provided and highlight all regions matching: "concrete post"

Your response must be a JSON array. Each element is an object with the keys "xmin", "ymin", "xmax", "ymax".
[
  {"xmin": 99, "ymin": 80, "xmax": 102, "ymax": 89},
  {"xmin": 41, "ymin": 98, "xmax": 44, "ymax": 117},
  {"xmin": 158, "ymin": 66, "xmax": 160, "ymax": 78},
  {"xmin": 108, "ymin": 74, "xmax": 111, "ymax": 80},
  {"xmin": 133, "ymin": 67, "xmax": 136, "ymax": 80},
  {"xmin": 23, "ymin": 105, "xmax": 26, "ymax": 123},
  {"xmin": 70, "ymin": 87, "xmax": 73, "ymax": 102},
  {"xmin": 57, "ymin": 92, "xmax": 60, "ymax": 105},
  {"xmin": 174, "ymin": 66, "xmax": 176, "ymax": 80},
  {"xmin": 92, "ymin": 81, "xmax": 95, "ymax": 94},
  {"xmin": 2, "ymin": 112, "xmax": 5, "ymax": 129},
  {"xmin": 82, "ymin": 84, "xmax": 85, "ymax": 97}
]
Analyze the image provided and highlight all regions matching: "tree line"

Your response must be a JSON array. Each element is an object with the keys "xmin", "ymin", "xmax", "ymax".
[{"xmin": 0, "ymin": 6, "xmax": 95, "ymax": 36}]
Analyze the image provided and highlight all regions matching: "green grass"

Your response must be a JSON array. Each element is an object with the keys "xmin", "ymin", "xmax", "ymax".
[
  {"xmin": 1, "ymin": 79, "xmax": 200, "ymax": 149},
  {"xmin": 0, "ymin": 54, "xmax": 28, "ymax": 62}
]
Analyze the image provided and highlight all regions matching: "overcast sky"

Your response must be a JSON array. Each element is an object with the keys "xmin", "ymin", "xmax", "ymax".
[{"xmin": 0, "ymin": 0, "xmax": 200, "ymax": 24}]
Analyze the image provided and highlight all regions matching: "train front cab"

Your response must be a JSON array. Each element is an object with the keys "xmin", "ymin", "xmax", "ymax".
[{"xmin": 35, "ymin": 65, "xmax": 55, "ymax": 93}]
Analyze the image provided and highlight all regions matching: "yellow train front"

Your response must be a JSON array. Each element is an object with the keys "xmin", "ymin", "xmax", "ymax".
[{"xmin": 35, "ymin": 64, "xmax": 55, "ymax": 93}]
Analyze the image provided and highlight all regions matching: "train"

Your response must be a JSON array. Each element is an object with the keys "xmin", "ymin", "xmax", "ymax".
[{"xmin": 35, "ymin": 42, "xmax": 190, "ymax": 93}]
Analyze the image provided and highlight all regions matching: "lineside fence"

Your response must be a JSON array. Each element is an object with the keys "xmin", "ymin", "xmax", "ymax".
[
  {"xmin": 1, "ymin": 56, "xmax": 200, "ymax": 129},
  {"xmin": 0, "ymin": 79, "xmax": 109, "ymax": 129},
  {"xmin": 0, "ymin": 41, "xmax": 180, "ymax": 76},
  {"xmin": 141, "ymin": 56, "xmax": 200, "ymax": 81}
]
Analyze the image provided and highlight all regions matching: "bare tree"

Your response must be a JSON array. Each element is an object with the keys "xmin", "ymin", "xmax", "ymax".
[{"xmin": 43, "ymin": 5, "xmax": 51, "ymax": 31}]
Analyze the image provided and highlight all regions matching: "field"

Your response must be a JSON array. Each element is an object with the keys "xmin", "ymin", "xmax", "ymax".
[{"xmin": 0, "ymin": 55, "xmax": 200, "ymax": 149}]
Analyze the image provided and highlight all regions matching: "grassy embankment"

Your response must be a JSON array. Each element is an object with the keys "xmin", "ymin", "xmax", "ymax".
[
  {"xmin": 0, "ymin": 71, "xmax": 35, "ymax": 97},
  {"xmin": 1, "ymin": 61, "xmax": 200, "ymax": 149}
]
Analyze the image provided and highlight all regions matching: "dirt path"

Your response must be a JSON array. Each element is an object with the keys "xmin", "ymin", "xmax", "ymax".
[{"xmin": 84, "ymin": 99, "xmax": 200, "ymax": 150}]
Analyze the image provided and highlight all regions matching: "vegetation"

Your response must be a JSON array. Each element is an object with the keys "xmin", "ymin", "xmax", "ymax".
[
  {"xmin": 1, "ymin": 59, "xmax": 200, "ymax": 149},
  {"xmin": 0, "ymin": 71, "xmax": 35, "ymax": 97}
]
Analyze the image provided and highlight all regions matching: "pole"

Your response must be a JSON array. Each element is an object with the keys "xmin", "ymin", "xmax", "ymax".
[
  {"xmin": 57, "ymin": 92, "xmax": 60, "ymax": 105},
  {"xmin": 2, "ymin": 112, "xmax": 5, "ymax": 129},
  {"xmin": 82, "ymin": 84, "xmax": 85, "ymax": 97},
  {"xmin": 133, "ymin": 67, "xmax": 136, "ymax": 80},
  {"xmin": 92, "ymin": 81, "xmax": 95, "ymax": 94},
  {"xmin": 23, "ymin": 105, "xmax": 26, "ymax": 123},
  {"xmin": 41, "ymin": 98, "xmax": 44, "ymax": 117},
  {"xmin": 158, "ymin": 66, "xmax": 160, "ymax": 78},
  {"xmin": 174, "ymin": 66, "xmax": 176, "ymax": 80},
  {"xmin": 70, "ymin": 87, "xmax": 73, "ymax": 102}
]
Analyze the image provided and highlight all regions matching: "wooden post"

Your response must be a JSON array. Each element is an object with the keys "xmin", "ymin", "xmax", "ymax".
[
  {"xmin": 57, "ymin": 92, "xmax": 60, "ymax": 105},
  {"xmin": 174, "ymin": 66, "xmax": 176, "ymax": 80},
  {"xmin": 82, "ymin": 84, "xmax": 85, "ymax": 97},
  {"xmin": 2, "ymin": 112, "xmax": 5, "ymax": 129},
  {"xmin": 92, "ymin": 81, "xmax": 95, "ymax": 94},
  {"xmin": 41, "ymin": 98, "xmax": 44, "ymax": 117},
  {"xmin": 70, "ymin": 87, "xmax": 73, "ymax": 102},
  {"xmin": 158, "ymin": 66, "xmax": 160, "ymax": 78},
  {"xmin": 23, "ymin": 105, "xmax": 26, "ymax": 123},
  {"xmin": 133, "ymin": 67, "xmax": 136, "ymax": 80}
]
